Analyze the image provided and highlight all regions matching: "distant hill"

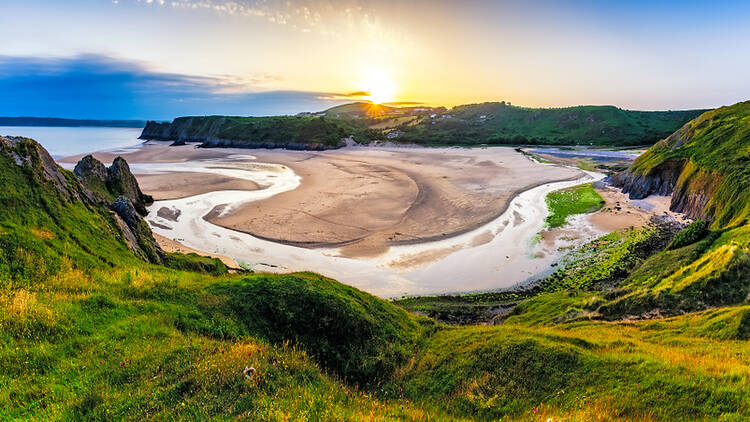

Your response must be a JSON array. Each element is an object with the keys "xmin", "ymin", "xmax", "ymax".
[
  {"xmin": 0, "ymin": 116, "xmax": 146, "ymax": 128},
  {"xmin": 143, "ymin": 102, "xmax": 705, "ymax": 150},
  {"xmin": 140, "ymin": 115, "xmax": 381, "ymax": 150},
  {"xmin": 393, "ymin": 102, "xmax": 706, "ymax": 146}
]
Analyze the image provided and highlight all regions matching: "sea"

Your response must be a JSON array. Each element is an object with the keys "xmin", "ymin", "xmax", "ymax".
[{"xmin": 0, "ymin": 126, "xmax": 143, "ymax": 158}]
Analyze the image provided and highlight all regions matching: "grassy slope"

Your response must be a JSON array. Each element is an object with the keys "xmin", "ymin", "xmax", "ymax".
[
  {"xmin": 588, "ymin": 102, "xmax": 750, "ymax": 318},
  {"xmin": 396, "ymin": 103, "xmax": 704, "ymax": 146},
  {"xmin": 629, "ymin": 101, "xmax": 750, "ymax": 228},
  {"xmin": 2, "ymin": 138, "xmax": 749, "ymax": 420},
  {"xmin": 545, "ymin": 183, "xmax": 605, "ymax": 228}
]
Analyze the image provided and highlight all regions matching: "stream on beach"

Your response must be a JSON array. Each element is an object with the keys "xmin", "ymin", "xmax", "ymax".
[{"xmin": 140, "ymin": 154, "xmax": 606, "ymax": 298}]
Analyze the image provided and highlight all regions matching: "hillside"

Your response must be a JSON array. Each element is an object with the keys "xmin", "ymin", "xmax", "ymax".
[
  {"xmin": 394, "ymin": 102, "xmax": 705, "ymax": 146},
  {"xmin": 139, "ymin": 102, "xmax": 704, "ymax": 151},
  {"xmin": 0, "ymin": 117, "xmax": 146, "ymax": 128},
  {"xmin": 2, "ymin": 137, "xmax": 749, "ymax": 420},
  {"xmin": 140, "ymin": 115, "xmax": 380, "ymax": 150}
]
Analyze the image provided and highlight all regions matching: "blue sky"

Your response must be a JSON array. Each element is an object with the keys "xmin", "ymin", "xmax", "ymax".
[{"xmin": 1, "ymin": 0, "xmax": 749, "ymax": 119}]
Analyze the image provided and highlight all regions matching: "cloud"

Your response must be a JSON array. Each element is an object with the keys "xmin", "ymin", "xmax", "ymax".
[
  {"xmin": 316, "ymin": 91, "xmax": 372, "ymax": 101},
  {"xmin": 0, "ymin": 55, "xmax": 353, "ymax": 120},
  {"xmin": 129, "ymin": 0, "xmax": 362, "ymax": 33}
]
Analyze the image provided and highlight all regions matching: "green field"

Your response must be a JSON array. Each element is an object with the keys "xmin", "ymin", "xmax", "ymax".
[{"xmin": 545, "ymin": 183, "xmax": 605, "ymax": 228}]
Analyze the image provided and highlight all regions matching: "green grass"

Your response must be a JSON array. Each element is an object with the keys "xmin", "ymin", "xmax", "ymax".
[
  {"xmin": 545, "ymin": 183, "xmax": 605, "ymax": 228},
  {"xmin": 165, "ymin": 252, "xmax": 229, "ymax": 276},
  {"xmin": 2, "ymin": 136, "xmax": 750, "ymax": 420}
]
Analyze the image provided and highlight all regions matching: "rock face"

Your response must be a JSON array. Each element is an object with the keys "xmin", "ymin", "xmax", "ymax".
[
  {"xmin": 106, "ymin": 157, "xmax": 153, "ymax": 215},
  {"xmin": 607, "ymin": 160, "xmax": 684, "ymax": 199},
  {"xmin": 74, "ymin": 155, "xmax": 108, "ymax": 187},
  {"xmin": 608, "ymin": 160, "xmax": 715, "ymax": 221},
  {"xmin": 109, "ymin": 196, "xmax": 166, "ymax": 264}
]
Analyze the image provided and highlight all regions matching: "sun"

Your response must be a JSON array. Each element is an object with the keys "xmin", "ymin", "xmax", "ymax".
[{"xmin": 360, "ymin": 70, "xmax": 397, "ymax": 104}]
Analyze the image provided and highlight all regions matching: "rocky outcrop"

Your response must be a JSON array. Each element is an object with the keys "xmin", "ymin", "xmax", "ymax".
[
  {"xmin": 109, "ymin": 196, "xmax": 166, "ymax": 264},
  {"xmin": 607, "ymin": 160, "xmax": 685, "ymax": 200},
  {"xmin": 106, "ymin": 157, "xmax": 153, "ymax": 215},
  {"xmin": 74, "ymin": 154, "xmax": 154, "ymax": 215},
  {"xmin": 73, "ymin": 155, "xmax": 163, "ymax": 262},
  {"xmin": 74, "ymin": 155, "xmax": 108, "ymax": 187}
]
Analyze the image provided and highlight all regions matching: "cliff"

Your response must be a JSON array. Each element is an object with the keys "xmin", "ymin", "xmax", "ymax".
[
  {"xmin": 610, "ymin": 101, "xmax": 750, "ymax": 226},
  {"xmin": 139, "ymin": 115, "xmax": 375, "ymax": 150}
]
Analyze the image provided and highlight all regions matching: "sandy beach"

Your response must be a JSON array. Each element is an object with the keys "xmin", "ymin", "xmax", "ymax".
[{"xmin": 62, "ymin": 142, "xmax": 584, "ymax": 257}]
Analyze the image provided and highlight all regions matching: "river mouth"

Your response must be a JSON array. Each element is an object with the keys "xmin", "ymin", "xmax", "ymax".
[{"xmin": 141, "ymin": 147, "xmax": 606, "ymax": 298}]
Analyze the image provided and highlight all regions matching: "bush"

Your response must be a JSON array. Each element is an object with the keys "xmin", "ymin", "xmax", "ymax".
[{"xmin": 669, "ymin": 220, "xmax": 709, "ymax": 250}]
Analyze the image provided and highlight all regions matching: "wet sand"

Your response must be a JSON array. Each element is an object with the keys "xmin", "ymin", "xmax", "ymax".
[
  {"xmin": 137, "ymin": 172, "xmax": 260, "ymax": 200},
  {"xmin": 58, "ymin": 142, "xmax": 686, "ymax": 297}
]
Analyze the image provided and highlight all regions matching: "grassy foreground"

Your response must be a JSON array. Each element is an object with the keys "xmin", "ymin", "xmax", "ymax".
[{"xmin": 2, "ymin": 136, "xmax": 749, "ymax": 420}]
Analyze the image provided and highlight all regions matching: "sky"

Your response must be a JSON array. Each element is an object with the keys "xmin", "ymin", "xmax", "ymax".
[{"xmin": 1, "ymin": 0, "xmax": 750, "ymax": 120}]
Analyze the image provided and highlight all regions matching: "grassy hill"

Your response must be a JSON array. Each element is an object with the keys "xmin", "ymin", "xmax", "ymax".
[
  {"xmin": 395, "ymin": 102, "xmax": 705, "ymax": 146},
  {"xmin": 1, "ymin": 136, "xmax": 749, "ymax": 420},
  {"xmin": 616, "ymin": 101, "xmax": 750, "ymax": 226}
]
